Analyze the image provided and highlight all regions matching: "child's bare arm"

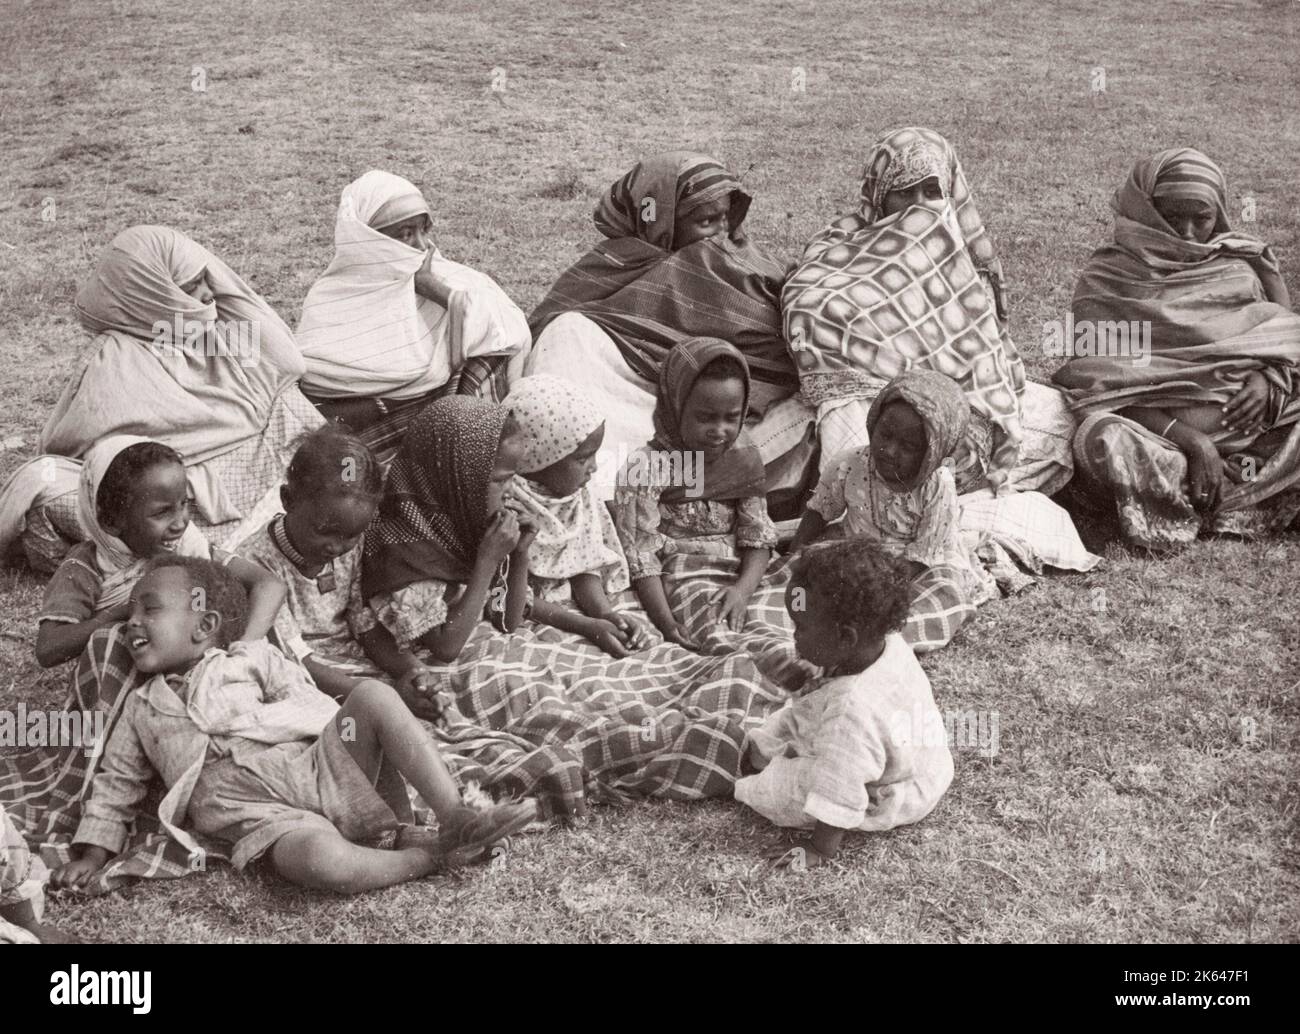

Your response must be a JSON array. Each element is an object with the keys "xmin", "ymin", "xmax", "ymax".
[
  {"xmin": 51, "ymin": 701, "xmax": 153, "ymax": 889},
  {"xmin": 225, "ymin": 555, "xmax": 287, "ymax": 642},
  {"xmin": 35, "ymin": 606, "xmax": 129, "ymax": 668},
  {"xmin": 788, "ymin": 509, "xmax": 827, "ymax": 553},
  {"xmin": 633, "ymin": 575, "xmax": 699, "ymax": 650},
  {"xmin": 355, "ymin": 625, "xmax": 447, "ymax": 722},
  {"xmin": 572, "ymin": 573, "xmax": 651, "ymax": 649}
]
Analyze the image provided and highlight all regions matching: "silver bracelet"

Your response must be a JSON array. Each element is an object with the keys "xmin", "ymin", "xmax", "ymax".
[{"xmin": 1160, "ymin": 417, "xmax": 1177, "ymax": 438}]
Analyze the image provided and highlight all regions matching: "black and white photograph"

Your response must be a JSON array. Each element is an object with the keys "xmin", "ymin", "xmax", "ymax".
[{"xmin": 0, "ymin": 0, "xmax": 1294, "ymax": 971}]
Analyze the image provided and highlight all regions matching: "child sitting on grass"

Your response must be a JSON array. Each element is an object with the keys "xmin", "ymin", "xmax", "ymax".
[
  {"xmin": 736, "ymin": 538, "xmax": 954, "ymax": 868},
  {"xmin": 612, "ymin": 337, "xmax": 777, "ymax": 650},
  {"xmin": 36, "ymin": 436, "xmax": 286, "ymax": 668},
  {"xmin": 51, "ymin": 555, "xmax": 536, "ymax": 895},
  {"xmin": 237, "ymin": 425, "xmax": 446, "ymax": 721},
  {"xmin": 503, "ymin": 375, "xmax": 650, "ymax": 657},
  {"xmin": 360, "ymin": 396, "xmax": 535, "ymax": 666},
  {"xmin": 789, "ymin": 368, "xmax": 987, "ymax": 652}
]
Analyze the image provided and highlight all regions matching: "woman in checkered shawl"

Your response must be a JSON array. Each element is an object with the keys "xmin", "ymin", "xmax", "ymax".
[{"xmin": 782, "ymin": 127, "xmax": 1026, "ymax": 495}]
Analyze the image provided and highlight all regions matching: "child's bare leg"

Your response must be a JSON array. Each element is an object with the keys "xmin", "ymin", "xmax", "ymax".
[
  {"xmin": 335, "ymin": 680, "xmax": 465, "ymax": 824},
  {"xmin": 269, "ymin": 826, "xmax": 440, "ymax": 894}
]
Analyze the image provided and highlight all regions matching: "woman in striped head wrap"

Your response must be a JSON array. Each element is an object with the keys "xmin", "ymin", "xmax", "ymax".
[
  {"xmin": 526, "ymin": 152, "xmax": 812, "ymax": 509},
  {"xmin": 1054, "ymin": 147, "xmax": 1300, "ymax": 550}
]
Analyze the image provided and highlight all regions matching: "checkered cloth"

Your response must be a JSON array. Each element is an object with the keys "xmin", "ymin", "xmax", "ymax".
[{"xmin": 0, "ymin": 626, "xmax": 230, "ymax": 895}]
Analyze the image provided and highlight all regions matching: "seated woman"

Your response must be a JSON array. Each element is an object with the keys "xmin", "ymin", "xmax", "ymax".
[
  {"xmin": 296, "ymin": 170, "xmax": 532, "ymax": 460},
  {"xmin": 783, "ymin": 126, "xmax": 1073, "ymax": 497},
  {"xmin": 0, "ymin": 225, "xmax": 322, "ymax": 572},
  {"xmin": 1053, "ymin": 147, "xmax": 1300, "ymax": 550},
  {"xmin": 526, "ymin": 151, "xmax": 812, "ymax": 508}
]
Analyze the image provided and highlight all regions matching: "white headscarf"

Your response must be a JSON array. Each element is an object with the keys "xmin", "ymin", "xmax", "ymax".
[
  {"xmin": 503, "ymin": 376, "xmax": 629, "ymax": 594},
  {"xmin": 296, "ymin": 170, "xmax": 531, "ymax": 400}
]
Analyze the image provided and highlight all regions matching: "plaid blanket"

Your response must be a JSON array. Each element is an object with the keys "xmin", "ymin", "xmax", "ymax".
[{"xmin": 0, "ymin": 627, "xmax": 230, "ymax": 894}]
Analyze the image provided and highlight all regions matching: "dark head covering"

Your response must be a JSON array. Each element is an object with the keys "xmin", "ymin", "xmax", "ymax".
[
  {"xmin": 866, "ymin": 369, "xmax": 971, "ymax": 491},
  {"xmin": 594, "ymin": 151, "xmax": 751, "ymax": 251},
  {"xmin": 362, "ymin": 396, "xmax": 508, "ymax": 596},
  {"xmin": 650, "ymin": 337, "xmax": 767, "ymax": 503}
]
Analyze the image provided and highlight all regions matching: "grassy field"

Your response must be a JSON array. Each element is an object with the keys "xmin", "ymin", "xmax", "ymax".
[{"xmin": 1, "ymin": 0, "xmax": 1298, "ymax": 942}]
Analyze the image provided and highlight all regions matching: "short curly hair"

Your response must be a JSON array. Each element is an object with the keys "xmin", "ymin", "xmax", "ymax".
[
  {"xmin": 790, "ymin": 537, "xmax": 912, "ymax": 643},
  {"xmin": 144, "ymin": 554, "xmax": 249, "ymax": 649},
  {"xmin": 96, "ymin": 441, "xmax": 185, "ymax": 528},
  {"xmin": 286, "ymin": 425, "xmax": 383, "ymax": 504}
]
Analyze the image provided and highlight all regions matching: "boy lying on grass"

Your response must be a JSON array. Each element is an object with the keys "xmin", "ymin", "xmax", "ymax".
[
  {"xmin": 52, "ymin": 555, "xmax": 535, "ymax": 895},
  {"xmin": 737, "ymin": 538, "xmax": 954, "ymax": 868}
]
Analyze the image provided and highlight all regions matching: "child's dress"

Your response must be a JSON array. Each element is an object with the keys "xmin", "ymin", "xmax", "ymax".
[
  {"xmin": 73, "ymin": 640, "xmax": 407, "ymax": 870},
  {"xmin": 735, "ymin": 633, "xmax": 954, "ymax": 832},
  {"xmin": 237, "ymin": 514, "xmax": 377, "ymax": 671},
  {"xmin": 613, "ymin": 445, "xmax": 778, "ymax": 581},
  {"xmin": 808, "ymin": 447, "xmax": 996, "ymax": 605},
  {"xmin": 38, "ymin": 524, "xmax": 213, "ymax": 628}
]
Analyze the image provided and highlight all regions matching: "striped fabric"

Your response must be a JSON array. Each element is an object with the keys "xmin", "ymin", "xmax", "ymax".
[{"xmin": 529, "ymin": 152, "xmax": 800, "ymax": 416}]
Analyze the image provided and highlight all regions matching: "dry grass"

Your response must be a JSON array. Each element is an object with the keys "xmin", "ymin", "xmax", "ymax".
[{"xmin": 1, "ymin": 0, "xmax": 1298, "ymax": 942}]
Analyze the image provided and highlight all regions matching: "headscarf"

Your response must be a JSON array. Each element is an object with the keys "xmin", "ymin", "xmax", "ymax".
[
  {"xmin": 594, "ymin": 151, "xmax": 753, "ymax": 251},
  {"xmin": 649, "ymin": 338, "xmax": 768, "ymax": 504},
  {"xmin": 297, "ymin": 170, "xmax": 530, "ymax": 401},
  {"xmin": 43, "ymin": 226, "xmax": 306, "ymax": 467},
  {"xmin": 1053, "ymin": 147, "xmax": 1300, "ymax": 449},
  {"xmin": 78, "ymin": 435, "xmax": 210, "ymax": 612},
  {"xmin": 528, "ymin": 153, "xmax": 800, "ymax": 419},
  {"xmin": 783, "ymin": 128, "xmax": 1024, "ymax": 476},
  {"xmin": 853, "ymin": 127, "xmax": 1000, "ymax": 277},
  {"xmin": 865, "ymin": 369, "xmax": 971, "ymax": 492},
  {"xmin": 361, "ymin": 397, "xmax": 508, "ymax": 597},
  {"xmin": 502, "ymin": 376, "xmax": 629, "ymax": 591}
]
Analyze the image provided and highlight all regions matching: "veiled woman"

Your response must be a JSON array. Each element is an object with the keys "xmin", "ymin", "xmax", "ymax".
[
  {"xmin": 0, "ymin": 225, "xmax": 321, "ymax": 570},
  {"xmin": 1053, "ymin": 147, "xmax": 1300, "ymax": 550}
]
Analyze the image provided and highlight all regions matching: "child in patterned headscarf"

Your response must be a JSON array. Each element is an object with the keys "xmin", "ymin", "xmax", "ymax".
[
  {"xmin": 502, "ymin": 376, "xmax": 650, "ymax": 656},
  {"xmin": 361, "ymin": 397, "xmax": 534, "ymax": 664},
  {"xmin": 613, "ymin": 338, "xmax": 777, "ymax": 650},
  {"xmin": 790, "ymin": 369, "xmax": 987, "ymax": 653}
]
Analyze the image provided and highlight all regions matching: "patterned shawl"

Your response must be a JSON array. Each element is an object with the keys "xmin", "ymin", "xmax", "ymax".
[
  {"xmin": 78, "ymin": 435, "xmax": 210, "ymax": 612},
  {"xmin": 528, "ymin": 152, "xmax": 799, "ymax": 416},
  {"xmin": 782, "ymin": 127, "xmax": 1025, "ymax": 475},
  {"xmin": 296, "ymin": 170, "xmax": 530, "ymax": 401},
  {"xmin": 361, "ymin": 397, "xmax": 507, "ymax": 596},
  {"xmin": 503, "ymin": 376, "xmax": 629, "ymax": 591},
  {"xmin": 1052, "ymin": 147, "xmax": 1300, "ymax": 449},
  {"xmin": 649, "ymin": 337, "xmax": 768, "ymax": 504},
  {"xmin": 866, "ymin": 369, "xmax": 971, "ymax": 491},
  {"xmin": 43, "ymin": 225, "xmax": 305, "ymax": 465}
]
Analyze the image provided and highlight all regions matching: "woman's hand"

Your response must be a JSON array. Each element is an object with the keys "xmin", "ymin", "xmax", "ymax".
[
  {"xmin": 479, "ymin": 509, "xmax": 521, "ymax": 565},
  {"xmin": 513, "ymin": 522, "xmax": 538, "ymax": 556},
  {"xmin": 1222, "ymin": 371, "xmax": 1270, "ymax": 435},
  {"xmin": 413, "ymin": 249, "xmax": 453, "ymax": 306},
  {"xmin": 1181, "ymin": 431, "xmax": 1229, "ymax": 512},
  {"xmin": 709, "ymin": 584, "xmax": 750, "ymax": 632}
]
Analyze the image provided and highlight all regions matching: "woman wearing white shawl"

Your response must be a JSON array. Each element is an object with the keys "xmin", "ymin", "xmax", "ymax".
[
  {"xmin": 0, "ymin": 226, "xmax": 322, "ymax": 571},
  {"xmin": 296, "ymin": 170, "xmax": 531, "ymax": 456}
]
